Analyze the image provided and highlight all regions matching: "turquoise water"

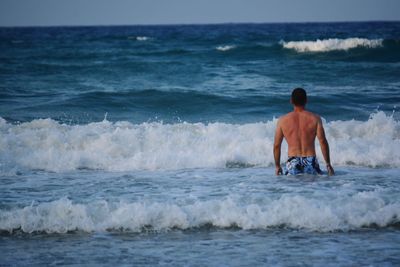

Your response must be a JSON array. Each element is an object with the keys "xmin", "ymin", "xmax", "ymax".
[{"xmin": 1, "ymin": 22, "xmax": 400, "ymax": 266}]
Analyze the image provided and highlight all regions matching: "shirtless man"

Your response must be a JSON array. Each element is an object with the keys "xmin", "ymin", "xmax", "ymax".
[{"xmin": 273, "ymin": 88, "xmax": 334, "ymax": 176}]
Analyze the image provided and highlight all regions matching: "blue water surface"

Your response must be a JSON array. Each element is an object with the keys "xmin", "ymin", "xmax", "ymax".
[{"xmin": 1, "ymin": 22, "xmax": 400, "ymax": 266}]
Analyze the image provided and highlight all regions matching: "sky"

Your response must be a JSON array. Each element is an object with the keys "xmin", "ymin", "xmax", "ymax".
[{"xmin": 0, "ymin": 0, "xmax": 399, "ymax": 27}]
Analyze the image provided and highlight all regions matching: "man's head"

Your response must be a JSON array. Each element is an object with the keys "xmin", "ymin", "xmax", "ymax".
[{"xmin": 291, "ymin": 88, "xmax": 307, "ymax": 107}]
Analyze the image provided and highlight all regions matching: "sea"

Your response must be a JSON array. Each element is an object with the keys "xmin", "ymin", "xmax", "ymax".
[{"xmin": 1, "ymin": 22, "xmax": 400, "ymax": 266}]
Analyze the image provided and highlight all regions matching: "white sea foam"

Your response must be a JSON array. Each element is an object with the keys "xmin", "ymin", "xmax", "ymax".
[
  {"xmin": 1, "ymin": 191, "xmax": 398, "ymax": 233},
  {"xmin": 216, "ymin": 45, "xmax": 236, "ymax": 51},
  {"xmin": 0, "ymin": 112, "xmax": 399, "ymax": 172},
  {"xmin": 135, "ymin": 36, "xmax": 150, "ymax": 41},
  {"xmin": 281, "ymin": 38, "xmax": 383, "ymax": 52}
]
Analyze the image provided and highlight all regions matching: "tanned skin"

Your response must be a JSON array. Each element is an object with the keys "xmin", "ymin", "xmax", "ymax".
[{"xmin": 273, "ymin": 99, "xmax": 334, "ymax": 176}]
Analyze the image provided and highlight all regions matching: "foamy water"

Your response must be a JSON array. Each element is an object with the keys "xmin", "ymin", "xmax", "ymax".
[
  {"xmin": 216, "ymin": 45, "xmax": 236, "ymax": 51},
  {"xmin": 1, "ymin": 190, "xmax": 398, "ymax": 234},
  {"xmin": 1, "ymin": 112, "xmax": 399, "ymax": 172},
  {"xmin": 281, "ymin": 38, "xmax": 383, "ymax": 52},
  {"xmin": 136, "ymin": 36, "xmax": 150, "ymax": 41}
]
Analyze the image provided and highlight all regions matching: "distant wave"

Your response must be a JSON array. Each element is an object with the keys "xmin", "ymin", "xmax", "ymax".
[
  {"xmin": 216, "ymin": 45, "xmax": 236, "ymax": 51},
  {"xmin": 0, "ymin": 112, "xmax": 399, "ymax": 172},
  {"xmin": 1, "ymin": 191, "xmax": 399, "ymax": 233},
  {"xmin": 281, "ymin": 38, "xmax": 383, "ymax": 52},
  {"xmin": 128, "ymin": 36, "xmax": 151, "ymax": 41},
  {"xmin": 136, "ymin": 36, "xmax": 149, "ymax": 41}
]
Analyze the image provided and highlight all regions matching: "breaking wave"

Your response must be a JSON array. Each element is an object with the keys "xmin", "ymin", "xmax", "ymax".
[
  {"xmin": 216, "ymin": 45, "xmax": 236, "ymax": 51},
  {"xmin": 281, "ymin": 38, "xmax": 383, "ymax": 52},
  {"xmin": 0, "ymin": 112, "xmax": 399, "ymax": 172},
  {"xmin": 1, "ymin": 190, "xmax": 399, "ymax": 234},
  {"xmin": 128, "ymin": 36, "xmax": 151, "ymax": 41}
]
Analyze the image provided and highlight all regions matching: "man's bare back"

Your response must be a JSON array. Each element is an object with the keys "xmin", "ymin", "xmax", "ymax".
[
  {"xmin": 273, "ymin": 88, "xmax": 334, "ymax": 176},
  {"xmin": 278, "ymin": 110, "xmax": 320, "ymax": 157}
]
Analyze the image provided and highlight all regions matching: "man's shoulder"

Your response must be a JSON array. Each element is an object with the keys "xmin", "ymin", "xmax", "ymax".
[
  {"xmin": 280, "ymin": 111, "xmax": 295, "ymax": 119},
  {"xmin": 304, "ymin": 110, "xmax": 321, "ymax": 121},
  {"xmin": 278, "ymin": 111, "xmax": 321, "ymax": 123},
  {"xmin": 278, "ymin": 112, "xmax": 293, "ymax": 123}
]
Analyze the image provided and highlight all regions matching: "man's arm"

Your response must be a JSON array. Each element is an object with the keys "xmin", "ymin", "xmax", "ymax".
[
  {"xmin": 316, "ymin": 117, "xmax": 334, "ymax": 175},
  {"xmin": 273, "ymin": 119, "xmax": 284, "ymax": 175}
]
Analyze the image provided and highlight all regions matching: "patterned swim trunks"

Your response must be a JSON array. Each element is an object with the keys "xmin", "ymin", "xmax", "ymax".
[{"xmin": 285, "ymin": 156, "xmax": 322, "ymax": 175}]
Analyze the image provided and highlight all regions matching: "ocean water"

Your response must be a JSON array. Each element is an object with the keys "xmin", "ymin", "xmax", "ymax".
[{"xmin": 1, "ymin": 22, "xmax": 400, "ymax": 266}]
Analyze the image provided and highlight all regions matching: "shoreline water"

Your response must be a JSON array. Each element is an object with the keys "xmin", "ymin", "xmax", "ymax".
[{"xmin": 1, "ymin": 166, "xmax": 400, "ymax": 265}]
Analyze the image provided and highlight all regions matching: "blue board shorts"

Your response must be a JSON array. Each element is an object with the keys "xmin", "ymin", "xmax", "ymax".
[{"xmin": 285, "ymin": 156, "xmax": 323, "ymax": 175}]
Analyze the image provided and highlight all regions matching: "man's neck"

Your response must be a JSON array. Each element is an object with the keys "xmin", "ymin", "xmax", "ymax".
[{"xmin": 293, "ymin": 106, "xmax": 306, "ymax": 112}]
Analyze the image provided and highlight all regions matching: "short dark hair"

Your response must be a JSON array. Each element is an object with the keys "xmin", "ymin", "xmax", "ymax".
[{"xmin": 291, "ymin": 88, "xmax": 307, "ymax": 106}]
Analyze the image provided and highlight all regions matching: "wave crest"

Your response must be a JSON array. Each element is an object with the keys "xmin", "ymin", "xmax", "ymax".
[
  {"xmin": 0, "ymin": 112, "xmax": 399, "ymax": 172},
  {"xmin": 216, "ymin": 45, "xmax": 236, "ymax": 51},
  {"xmin": 1, "ymin": 191, "xmax": 399, "ymax": 234},
  {"xmin": 281, "ymin": 38, "xmax": 383, "ymax": 52},
  {"xmin": 127, "ymin": 36, "xmax": 151, "ymax": 41}
]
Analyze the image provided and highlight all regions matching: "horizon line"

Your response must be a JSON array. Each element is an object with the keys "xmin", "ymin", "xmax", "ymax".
[{"xmin": 0, "ymin": 19, "xmax": 399, "ymax": 28}]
